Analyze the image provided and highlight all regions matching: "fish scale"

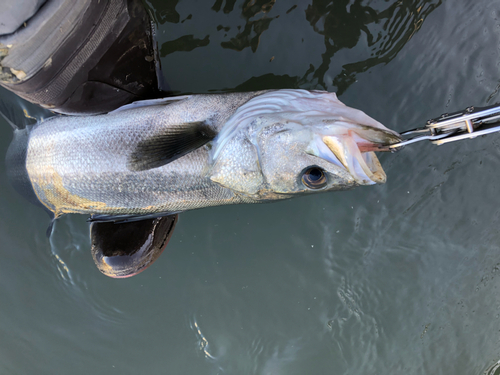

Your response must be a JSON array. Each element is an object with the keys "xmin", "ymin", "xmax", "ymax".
[{"xmin": 25, "ymin": 92, "xmax": 261, "ymax": 217}]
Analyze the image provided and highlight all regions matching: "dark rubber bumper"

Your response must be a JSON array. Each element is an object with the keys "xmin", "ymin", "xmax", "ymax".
[{"xmin": 0, "ymin": 0, "xmax": 162, "ymax": 114}]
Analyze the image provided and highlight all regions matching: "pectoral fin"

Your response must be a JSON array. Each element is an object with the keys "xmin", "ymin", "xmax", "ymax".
[
  {"xmin": 127, "ymin": 121, "xmax": 217, "ymax": 171},
  {"xmin": 90, "ymin": 214, "xmax": 178, "ymax": 278}
]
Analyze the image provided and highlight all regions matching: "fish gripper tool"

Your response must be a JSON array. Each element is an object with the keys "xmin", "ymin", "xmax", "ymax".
[{"xmin": 380, "ymin": 103, "xmax": 500, "ymax": 151}]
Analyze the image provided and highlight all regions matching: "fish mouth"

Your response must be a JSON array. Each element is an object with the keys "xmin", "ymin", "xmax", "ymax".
[{"xmin": 315, "ymin": 126, "xmax": 401, "ymax": 185}]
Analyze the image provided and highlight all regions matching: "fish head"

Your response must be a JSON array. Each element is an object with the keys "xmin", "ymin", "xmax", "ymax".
[
  {"xmin": 254, "ymin": 117, "xmax": 401, "ymax": 195},
  {"xmin": 211, "ymin": 90, "xmax": 401, "ymax": 199}
]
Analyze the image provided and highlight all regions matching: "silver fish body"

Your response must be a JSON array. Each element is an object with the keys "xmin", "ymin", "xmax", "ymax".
[{"xmin": 13, "ymin": 89, "xmax": 401, "ymax": 220}]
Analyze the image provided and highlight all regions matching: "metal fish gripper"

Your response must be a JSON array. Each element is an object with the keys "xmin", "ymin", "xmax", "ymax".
[{"xmin": 377, "ymin": 103, "xmax": 500, "ymax": 151}]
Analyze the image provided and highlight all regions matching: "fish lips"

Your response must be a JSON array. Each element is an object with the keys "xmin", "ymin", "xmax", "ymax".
[{"xmin": 311, "ymin": 125, "xmax": 401, "ymax": 185}]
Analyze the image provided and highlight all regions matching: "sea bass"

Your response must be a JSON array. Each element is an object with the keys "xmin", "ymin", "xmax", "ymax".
[{"xmin": 8, "ymin": 89, "xmax": 401, "ymax": 222}]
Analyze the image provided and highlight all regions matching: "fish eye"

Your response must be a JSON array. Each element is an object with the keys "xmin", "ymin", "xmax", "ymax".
[{"xmin": 301, "ymin": 167, "xmax": 327, "ymax": 189}]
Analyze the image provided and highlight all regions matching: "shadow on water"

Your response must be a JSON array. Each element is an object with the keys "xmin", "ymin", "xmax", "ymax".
[{"xmin": 152, "ymin": 0, "xmax": 442, "ymax": 93}]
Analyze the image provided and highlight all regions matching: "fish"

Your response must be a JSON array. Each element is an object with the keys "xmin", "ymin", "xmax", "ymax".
[{"xmin": 5, "ymin": 89, "xmax": 401, "ymax": 277}]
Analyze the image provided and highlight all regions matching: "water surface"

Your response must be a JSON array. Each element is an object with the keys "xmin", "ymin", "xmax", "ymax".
[{"xmin": 1, "ymin": 0, "xmax": 500, "ymax": 374}]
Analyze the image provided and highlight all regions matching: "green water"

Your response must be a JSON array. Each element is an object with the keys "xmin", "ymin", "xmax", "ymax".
[{"xmin": 1, "ymin": 0, "xmax": 500, "ymax": 374}]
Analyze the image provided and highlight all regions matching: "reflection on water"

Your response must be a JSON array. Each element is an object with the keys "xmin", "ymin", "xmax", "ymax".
[
  {"xmin": 161, "ymin": 34, "xmax": 211, "ymax": 56},
  {"xmin": 190, "ymin": 315, "xmax": 217, "ymax": 360},
  {"xmin": 155, "ymin": 0, "xmax": 442, "ymax": 94},
  {"xmin": 217, "ymin": 0, "xmax": 277, "ymax": 53},
  {"xmin": 305, "ymin": 0, "xmax": 442, "ymax": 93}
]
